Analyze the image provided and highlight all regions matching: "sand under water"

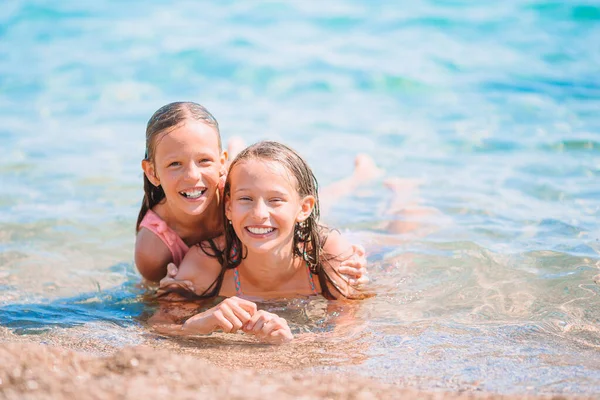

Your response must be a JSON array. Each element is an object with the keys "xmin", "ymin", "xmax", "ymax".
[{"xmin": 0, "ymin": 326, "xmax": 591, "ymax": 400}]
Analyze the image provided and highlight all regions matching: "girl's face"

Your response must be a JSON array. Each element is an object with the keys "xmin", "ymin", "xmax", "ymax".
[
  {"xmin": 143, "ymin": 120, "xmax": 225, "ymax": 217},
  {"xmin": 225, "ymin": 159, "xmax": 314, "ymax": 255}
]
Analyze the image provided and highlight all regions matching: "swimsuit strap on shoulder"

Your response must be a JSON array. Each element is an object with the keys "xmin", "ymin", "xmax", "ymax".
[
  {"xmin": 233, "ymin": 268, "xmax": 242, "ymax": 296},
  {"xmin": 306, "ymin": 262, "xmax": 318, "ymax": 295},
  {"xmin": 139, "ymin": 209, "xmax": 189, "ymax": 265}
]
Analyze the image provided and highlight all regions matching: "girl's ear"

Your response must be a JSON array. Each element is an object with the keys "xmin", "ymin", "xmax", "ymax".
[
  {"xmin": 297, "ymin": 195, "xmax": 316, "ymax": 222},
  {"xmin": 142, "ymin": 159, "xmax": 160, "ymax": 187}
]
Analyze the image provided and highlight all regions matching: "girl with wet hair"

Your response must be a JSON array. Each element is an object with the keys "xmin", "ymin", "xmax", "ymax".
[
  {"xmin": 136, "ymin": 101, "xmax": 226, "ymax": 282},
  {"xmin": 135, "ymin": 102, "xmax": 368, "ymax": 286},
  {"xmin": 153, "ymin": 141, "xmax": 368, "ymax": 343}
]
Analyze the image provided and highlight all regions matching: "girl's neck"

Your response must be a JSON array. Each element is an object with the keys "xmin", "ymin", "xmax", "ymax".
[{"xmin": 237, "ymin": 247, "xmax": 301, "ymax": 291}]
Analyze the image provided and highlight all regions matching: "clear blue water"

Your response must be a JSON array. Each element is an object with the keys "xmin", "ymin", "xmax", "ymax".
[{"xmin": 1, "ymin": 0, "xmax": 600, "ymax": 395}]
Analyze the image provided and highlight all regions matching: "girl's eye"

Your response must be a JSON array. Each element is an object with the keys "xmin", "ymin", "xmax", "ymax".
[
  {"xmin": 198, "ymin": 158, "xmax": 212, "ymax": 164},
  {"xmin": 270, "ymin": 198, "xmax": 284, "ymax": 203},
  {"xmin": 238, "ymin": 196, "xmax": 252, "ymax": 202},
  {"xmin": 168, "ymin": 161, "xmax": 181, "ymax": 167}
]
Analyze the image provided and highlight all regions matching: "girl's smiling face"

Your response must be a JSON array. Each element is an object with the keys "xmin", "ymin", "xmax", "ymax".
[
  {"xmin": 225, "ymin": 159, "xmax": 314, "ymax": 255},
  {"xmin": 143, "ymin": 120, "xmax": 225, "ymax": 217}
]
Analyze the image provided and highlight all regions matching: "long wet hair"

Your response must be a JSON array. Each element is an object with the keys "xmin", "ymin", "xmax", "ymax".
[
  {"xmin": 136, "ymin": 102, "xmax": 222, "ymax": 231},
  {"xmin": 201, "ymin": 141, "xmax": 348, "ymax": 300}
]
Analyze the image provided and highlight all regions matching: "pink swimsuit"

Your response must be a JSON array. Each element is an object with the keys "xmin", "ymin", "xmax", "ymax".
[{"xmin": 139, "ymin": 210, "xmax": 189, "ymax": 265}]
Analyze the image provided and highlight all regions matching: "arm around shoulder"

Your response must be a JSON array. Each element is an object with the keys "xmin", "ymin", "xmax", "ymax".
[
  {"xmin": 320, "ymin": 230, "xmax": 359, "ymax": 299},
  {"xmin": 173, "ymin": 240, "xmax": 224, "ymax": 296}
]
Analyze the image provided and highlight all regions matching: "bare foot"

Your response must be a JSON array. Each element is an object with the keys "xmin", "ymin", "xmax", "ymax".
[
  {"xmin": 227, "ymin": 136, "xmax": 246, "ymax": 163},
  {"xmin": 353, "ymin": 154, "xmax": 385, "ymax": 183},
  {"xmin": 320, "ymin": 154, "xmax": 383, "ymax": 217}
]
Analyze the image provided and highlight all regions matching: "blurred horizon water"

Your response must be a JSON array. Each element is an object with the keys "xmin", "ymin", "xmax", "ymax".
[{"xmin": 1, "ymin": 0, "xmax": 600, "ymax": 395}]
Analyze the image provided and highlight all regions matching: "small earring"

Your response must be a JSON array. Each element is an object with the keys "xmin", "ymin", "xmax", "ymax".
[{"xmin": 228, "ymin": 220, "xmax": 232, "ymax": 225}]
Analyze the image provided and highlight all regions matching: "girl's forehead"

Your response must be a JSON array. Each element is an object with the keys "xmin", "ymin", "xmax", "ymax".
[
  {"xmin": 155, "ymin": 120, "xmax": 220, "ymax": 153},
  {"xmin": 232, "ymin": 159, "xmax": 297, "ymax": 187}
]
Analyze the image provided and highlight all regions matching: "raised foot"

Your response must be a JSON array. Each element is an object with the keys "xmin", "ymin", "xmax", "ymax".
[{"xmin": 353, "ymin": 154, "xmax": 385, "ymax": 183}]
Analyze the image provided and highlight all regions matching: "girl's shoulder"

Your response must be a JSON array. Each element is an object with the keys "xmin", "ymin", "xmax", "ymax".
[{"xmin": 174, "ymin": 237, "xmax": 226, "ymax": 296}]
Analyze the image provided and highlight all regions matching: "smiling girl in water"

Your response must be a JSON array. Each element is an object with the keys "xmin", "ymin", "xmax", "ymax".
[
  {"xmin": 153, "ymin": 141, "xmax": 367, "ymax": 343},
  {"xmin": 135, "ymin": 102, "xmax": 367, "ymax": 284}
]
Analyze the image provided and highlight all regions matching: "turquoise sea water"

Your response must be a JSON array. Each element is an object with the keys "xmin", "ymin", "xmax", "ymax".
[{"xmin": 1, "ymin": 0, "xmax": 600, "ymax": 395}]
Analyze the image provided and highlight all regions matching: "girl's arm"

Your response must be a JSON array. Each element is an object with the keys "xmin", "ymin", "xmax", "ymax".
[
  {"xmin": 150, "ymin": 296, "xmax": 256, "ymax": 335},
  {"xmin": 135, "ymin": 228, "xmax": 173, "ymax": 282},
  {"xmin": 337, "ymin": 243, "xmax": 368, "ymax": 286},
  {"xmin": 149, "ymin": 296, "xmax": 293, "ymax": 343},
  {"xmin": 149, "ymin": 241, "xmax": 227, "ymax": 335},
  {"xmin": 167, "ymin": 241, "xmax": 224, "ymax": 296},
  {"xmin": 152, "ymin": 243, "xmax": 294, "ymax": 343},
  {"xmin": 320, "ymin": 230, "xmax": 368, "ymax": 299},
  {"xmin": 320, "ymin": 230, "xmax": 369, "ymax": 287}
]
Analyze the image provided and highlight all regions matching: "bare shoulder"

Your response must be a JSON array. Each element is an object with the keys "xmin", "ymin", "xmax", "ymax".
[
  {"xmin": 135, "ymin": 227, "xmax": 172, "ymax": 282},
  {"xmin": 175, "ymin": 237, "xmax": 225, "ymax": 295}
]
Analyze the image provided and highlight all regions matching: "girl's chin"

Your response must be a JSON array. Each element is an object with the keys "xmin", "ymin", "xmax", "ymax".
[
  {"xmin": 240, "ymin": 238, "xmax": 295, "ymax": 254},
  {"xmin": 179, "ymin": 196, "xmax": 213, "ymax": 211},
  {"xmin": 180, "ymin": 203, "xmax": 211, "ymax": 217}
]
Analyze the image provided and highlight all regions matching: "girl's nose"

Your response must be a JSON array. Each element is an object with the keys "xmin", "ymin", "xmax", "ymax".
[
  {"xmin": 185, "ymin": 163, "xmax": 202, "ymax": 180},
  {"xmin": 251, "ymin": 199, "xmax": 269, "ymax": 220}
]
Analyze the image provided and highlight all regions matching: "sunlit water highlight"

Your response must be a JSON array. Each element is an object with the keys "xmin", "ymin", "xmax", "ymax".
[{"xmin": 1, "ymin": 0, "xmax": 599, "ymax": 395}]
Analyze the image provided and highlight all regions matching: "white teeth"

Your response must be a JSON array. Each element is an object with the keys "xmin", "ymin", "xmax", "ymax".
[
  {"xmin": 180, "ymin": 189, "xmax": 205, "ymax": 199},
  {"xmin": 247, "ymin": 227, "xmax": 274, "ymax": 235}
]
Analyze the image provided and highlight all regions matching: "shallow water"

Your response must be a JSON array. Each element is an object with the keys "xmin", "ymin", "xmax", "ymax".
[{"xmin": 1, "ymin": 0, "xmax": 599, "ymax": 396}]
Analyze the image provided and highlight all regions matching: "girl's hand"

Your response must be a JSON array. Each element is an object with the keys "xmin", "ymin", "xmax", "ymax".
[
  {"xmin": 243, "ymin": 310, "xmax": 293, "ymax": 344},
  {"xmin": 158, "ymin": 263, "xmax": 195, "ymax": 293},
  {"xmin": 338, "ymin": 244, "xmax": 369, "ymax": 287},
  {"xmin": 182, "ymin": 296, "xmax": 257, "ymax": 334}
]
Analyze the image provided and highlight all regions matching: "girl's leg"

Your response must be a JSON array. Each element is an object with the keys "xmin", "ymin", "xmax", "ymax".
[
  {"xmin": 320, "ymin": 154, "xmax": 384, "ymax": 215},
  {"xmin": 382, "ymin": 177, "xmax": 446, "ymax": 236}
]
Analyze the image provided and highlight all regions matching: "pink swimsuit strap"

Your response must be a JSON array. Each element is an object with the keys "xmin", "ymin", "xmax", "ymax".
[{"xmin": 139, "ymin": 210, "xmax": 190, "ymax": 266}]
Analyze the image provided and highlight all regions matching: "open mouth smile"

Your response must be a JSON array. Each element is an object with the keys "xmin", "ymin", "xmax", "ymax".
[
  {"xmin": 245, "ymin": 226, "xmax": 276, "ymax": 236},
  {"xmin": 179, "ymin": 188, "xmax": 207, "ymax": 200}
]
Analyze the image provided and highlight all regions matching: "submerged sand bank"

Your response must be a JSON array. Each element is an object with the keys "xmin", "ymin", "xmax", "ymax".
[{"xmin": 0, "ymin": 340, "xmax": 586, "ymax": 400}]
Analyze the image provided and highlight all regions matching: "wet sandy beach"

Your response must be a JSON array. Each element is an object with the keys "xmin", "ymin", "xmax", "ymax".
[{"xmin": 0, "ymin": 327, "xmax": 589, "ymax": 400}]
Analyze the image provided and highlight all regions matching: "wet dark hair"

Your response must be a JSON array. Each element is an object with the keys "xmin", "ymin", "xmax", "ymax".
[
  {"xmin": 198, "ymin": 141, "xmax": 350, "ymax": 300},
  {"xmin": 136, "ymin": 102, "xmax": 221, "ymax": 231}
]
